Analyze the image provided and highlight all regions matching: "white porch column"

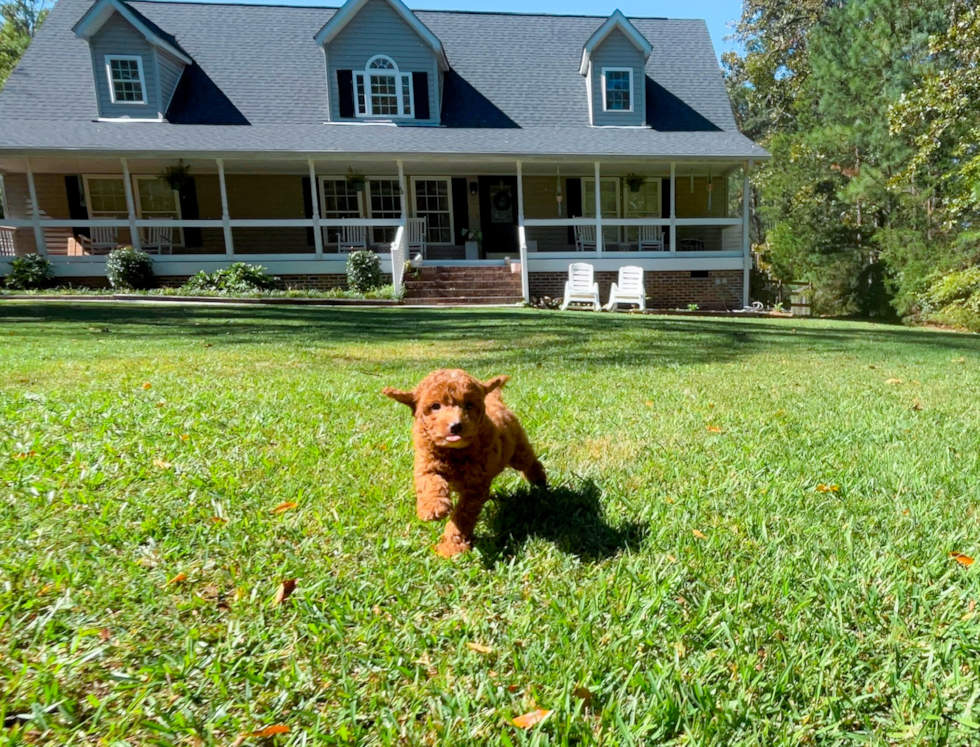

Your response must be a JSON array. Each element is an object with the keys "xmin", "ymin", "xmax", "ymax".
[
  {"xmin": 308, "ymin": 158, "xmax": 323, "ymax": 258},
  {"xmin": 397, "ymin": 159, "xmax": 407, "ymax": 221},
  {"xmin": 25, "ymin": 158, "xmax": 46, "ymax": 256},
  {"xmin": 516, "ymin": 159, "xmax": 529, "ymax": 303},
  {"xmin": 742, "ymin": 159, "xmax": 753, "ymax": 308},
  {"xmin": 669, "ymin": 162, "xmax": 676, "ymax": 256},
  {"xmin": 120, "ymin": 158, "xmax": 141, "ymax": 251},
  {"xmin": 216, "ymin": 159, "xmax": 234, "ymax": 255},
  {"xmin": 593, "ymin": 160, "xmax": 603, "ymax": 255}
]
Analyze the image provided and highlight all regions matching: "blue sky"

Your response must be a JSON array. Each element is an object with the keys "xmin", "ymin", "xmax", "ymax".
[{"xmin": 173, "ymin": 0, "xmax": 745, "ymax": 62}]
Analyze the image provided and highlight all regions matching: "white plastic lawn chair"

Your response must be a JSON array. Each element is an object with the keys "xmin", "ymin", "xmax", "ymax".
[
  {"xmin": 560, "ymin": 262, "xmax": 601, "ymax": 311},
  {"xmin": 604, "ymin": 265, "xmax": 646, "ymax": 312},
  {"xmin": 338, "ymin": 225, "xmax": 368, "ymax": 253},
  {"xmin": 407, "ymin": 217, "xmax": 427, "ymax": 258}
]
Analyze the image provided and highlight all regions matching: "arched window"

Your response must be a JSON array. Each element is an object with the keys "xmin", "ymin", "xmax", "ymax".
[{"xmin": 355, "ymin": 55, "xmax": 414, "ymax": 118}]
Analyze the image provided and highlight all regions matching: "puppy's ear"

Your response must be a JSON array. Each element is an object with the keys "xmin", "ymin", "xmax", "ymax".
[
  {"xmin": 482, "ymin": 375, "xmax": 510, "ymax": 394},
  {"xmin": 382, "ymin": 387, "xmax": 417, "ymax": 412}
]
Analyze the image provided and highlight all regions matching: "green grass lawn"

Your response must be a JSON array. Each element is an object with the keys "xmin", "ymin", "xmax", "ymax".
[{"xmin": 2, "ymin": 303, "xmax": 980, "ymax": 746}]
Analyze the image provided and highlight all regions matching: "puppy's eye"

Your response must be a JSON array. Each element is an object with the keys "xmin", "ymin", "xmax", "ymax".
[
  {"xmin": 464, "ymin": 402, "xmax": 475, "ymax": 411},
  {"xmin": 430, "ymin": 403, "xmax": 441, "ymax": 411}
]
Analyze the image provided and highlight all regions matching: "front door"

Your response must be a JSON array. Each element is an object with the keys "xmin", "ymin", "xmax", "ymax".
[{"xmin": 479, "ymin": 176, "xmax": 518, "ymax": 257}]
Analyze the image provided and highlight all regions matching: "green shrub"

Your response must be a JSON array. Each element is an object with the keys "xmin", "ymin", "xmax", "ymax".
[
  {"xmin": 921, "ymin": 266, "xmax": 980, "ymax": 332},
  {"xmin": 346, "ymin": 250, "xmax": 382, "ymax": 293},
  {"xmin": 4, "ymin": 254, "xmax": 53, "ymax": 290},
  {"xmin": 181, "ymin": 263, "xmax": 279, "ymax": 294},
  {"xmin": 106, "ymin": 246, "xmax": 155, "ymax": 290}
]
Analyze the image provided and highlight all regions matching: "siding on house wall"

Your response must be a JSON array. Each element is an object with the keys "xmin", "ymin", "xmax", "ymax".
[
  {"xmin": 590, "ymin": 28, "xmax": 646, "ymax": 127},
  {"xmin": 324, "ymin": 0, "xmax": 439, "ymax": 123},
  {"xmin": 89, "ymin": 13, "xmax": 161, "ymax": 119},
  {"xmin": 157, "ymin": 49, "xmax": 185, "ymax": 115}
]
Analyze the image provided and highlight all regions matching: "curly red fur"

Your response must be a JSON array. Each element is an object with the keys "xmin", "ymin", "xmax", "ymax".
[{"xmin": 383, "ymin": 369, "xmax": 546, "ymax": 557}]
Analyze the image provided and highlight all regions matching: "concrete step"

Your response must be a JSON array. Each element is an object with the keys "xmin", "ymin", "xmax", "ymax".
[
  {"xmin": 406, "ymin": 295, "xmax": 524, "ymax": 305},
  {"xmin": 404, "ymin": 281, "xmax": 522, "ymax": 292}
]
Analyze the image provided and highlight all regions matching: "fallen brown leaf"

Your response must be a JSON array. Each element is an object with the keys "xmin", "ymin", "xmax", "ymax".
[
  {"xmin": 14, "ymin": 451, "xmax": 36, "ymax": 459},
  {"xmin": 230, "ymin": 725, "xmax": 291, "ymax": 745},
  {"xmin": 692, "ymin": 529, "xmax": 707, "ymax": 540},
  {"xmin": 573, "ymin": 686, "xmax": 593, "ymax": 709},
  {"xmin": 273, "ymin": 579, "xmax": 297, "ymax": 606},
  {"xmin": 167, "ymin": 573, "xmax": 187, "ymax": 586},
  {"xmin": 512, "ymin": 709, "xmax": 551, "ymax": 729},
  {"xmin": 99, "ymin": 627, "xmax": 111, "ymax": 641},
  {"xmin": 816, "ymin": 484, "xmax": 840, "ymax": 493},
  {"xmin": 666, "ymin": 554, "xmax": 677, "ymax": 562},
  {"xmin": 467, "ymin": 642, "xmax": 492, "ymax": 654},
  {"xmin": 911, "ymin": 400, "xmax": 924, "ymax": 411},
  {"xmin": 142, "ymin": 382, "xmax": 152, "ymax": 390},
  {"xmin": 507, "ymin": 684, "xmax": 520, "ymax": 693},
  {"xmin": 271, "ymin": 501, "xmax": 298, "ymax": 514},
  {"xmin": 210, "ymin": 516, "xmax": 227, "ymax": 524},
  {"xmin": 706, "ymin": 426, "xmax": 723, "ymax": 434},
  {"xmin": 180, "ymin": 433, "xmax": 190, "ymax": 441},
  {"xmin": 950, "ymin": 552, "xmax": 975, "ymax": 567},
  {"xmin": 885, "ymin": 378, "xmax": 903, "ymax": 385},
  {"xmin": 153, "ymin": 459, "xmax": 172, "ymax": 470}
]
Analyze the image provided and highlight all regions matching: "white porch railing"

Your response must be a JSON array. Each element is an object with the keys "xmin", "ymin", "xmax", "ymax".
[{"xmin": 0, "ymin": 226, "xmax": 15, "ymax": 256}]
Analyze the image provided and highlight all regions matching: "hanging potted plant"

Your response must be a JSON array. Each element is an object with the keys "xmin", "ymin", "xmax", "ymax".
[
  {"xmin": 624, "ymin": 173, "xmax": 645, "ymax": 193},
  {"xmin": 346, "ymin": 167, "xmax": 366, "ymax": 192},
  {"xmin": 159, "ymin": 160, "xmax": 192, "ymax": 191}
]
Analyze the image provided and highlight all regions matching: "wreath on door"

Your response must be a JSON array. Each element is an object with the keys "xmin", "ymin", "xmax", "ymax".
[{"xmin": 492, "ymin": 190, "xmax": 513, "ymax": 212}]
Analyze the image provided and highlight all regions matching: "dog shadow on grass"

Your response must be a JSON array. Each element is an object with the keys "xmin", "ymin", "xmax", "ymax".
[{"xmin": 477, "ymin": 478, "xmax": 647, "ymax": 566}]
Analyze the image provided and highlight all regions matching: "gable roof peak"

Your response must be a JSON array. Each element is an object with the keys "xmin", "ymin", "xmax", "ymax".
[
  {"xmin": 314, "ymin": 0, "xmax": 449, "ymax": 71},
  {"xmin": 73, "ymin": 0, "xmax": 193, "ymax": 64},
  {"xmin": 579, "ymin": 9, "xmax": 652, "ymax": 75}
]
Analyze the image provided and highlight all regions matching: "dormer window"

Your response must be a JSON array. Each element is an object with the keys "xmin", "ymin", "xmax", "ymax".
[
  {"xmin": 602, "ymin": 67, "xmax": 633, "ymax": 112},
  {"xmin": 354, "ymin": 55, "xmax": 414, "ymax": 118},
  {"xmin": 106, "ymin": 55, "xmax": 147, "ymax": 104}
]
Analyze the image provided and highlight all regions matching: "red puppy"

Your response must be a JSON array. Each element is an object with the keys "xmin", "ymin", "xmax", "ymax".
[{"xmin": 383, "ymin": 369, "xmax": 546, "ymax": 557}]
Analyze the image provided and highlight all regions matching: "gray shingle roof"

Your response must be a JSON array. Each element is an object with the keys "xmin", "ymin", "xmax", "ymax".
[{"xmin": 0, "ymin": 0, "xmax": 768, "ymax": 159}]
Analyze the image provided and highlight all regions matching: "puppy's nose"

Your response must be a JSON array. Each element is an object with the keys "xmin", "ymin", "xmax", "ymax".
[{"xmin": 449, "ymin": 421, "xmax": 463, "ymax": 435}]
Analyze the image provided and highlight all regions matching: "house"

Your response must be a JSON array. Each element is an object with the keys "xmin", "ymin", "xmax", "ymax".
[{"xmin": 0, "ymin": 0, "xmax": 768, "ymax": 307}]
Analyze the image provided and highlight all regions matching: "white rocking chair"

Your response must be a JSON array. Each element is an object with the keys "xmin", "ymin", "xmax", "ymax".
[
  {"xmin": 338, "ymin": 225, "xmax": 368, "ymax": 253},
  {"xmin": 604, "ymin": 265, "xmax": 646, "ymax": 312},
  {"xmin": 407, "ymin": 217, "xmax": 427, "ymax": 258},
  {"xmin": 141, "ymin": 223, "xmax": 174, "ymax": 254},
  {"xmin": 79, "ymin": 226, "xmax": 119, "ymax": 255},
  {"xmin": 637, "ymin": 225, "xmax": 664, "ymax": 252},
  {"xmin": 560, "ymin": 262, "xmax": 601, "ymax": 311},
  {"xmin": 573, "ymin": 224, "xmax": 597, "ymax": 252}
]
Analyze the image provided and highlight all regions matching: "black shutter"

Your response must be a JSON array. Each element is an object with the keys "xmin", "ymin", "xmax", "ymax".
[
  {"xmin": 413, "ymin": 72, "xmax": 430, "ymax": 120},
  {"xmin": 566, "ymin": 178, "xmax": 582, "ymax": 244},
  {"xmin": 177, "ymin": 178, "xmax": 202, "ymax": 248},
  {"xmin": 301, "ymin": 176, "xmax": 314, "ymax": 246},
  {"xmin": 337, "ymin": 70, "xmax": 355, "ymax": 118},
  {"xmin": 64, "ymin": 176, "xmax": 89, "ymax": 239},
  {"xmin": 451, "ymin": 177, "xmax": 469, "ymax": 244}
]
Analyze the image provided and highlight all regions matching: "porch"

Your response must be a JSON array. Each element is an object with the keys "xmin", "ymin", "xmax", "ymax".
[{"xmin": 0, "ymin": 155, "xmax": 754, "ymax": 303}]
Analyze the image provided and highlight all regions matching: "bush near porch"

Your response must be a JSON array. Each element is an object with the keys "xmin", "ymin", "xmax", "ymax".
[{"xmin": 1, "ymin": 305, "xmax": 980, "ymax": 745}]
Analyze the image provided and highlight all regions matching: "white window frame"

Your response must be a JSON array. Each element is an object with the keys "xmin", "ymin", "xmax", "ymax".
[
  {"xmin": 133, "ymin": 175, "xmax": 184, "ymax": 246},
  {"xmin": 365, "ymin": 177, "xmax": 402, "ymax": 244},
  {"xmin": 318, "ymin": 176, "xmax": 365, "ymax": 245},
  {"xmin": 410, "ymin": 176, "xmax": 454, "ymax": 245},
  {"xmin": 82, "ymin": 175, "xmax": 128, "ymax": 218},
  {"xmin": 354, "ymin": 55, "xmax": 414, "ymax": 119},
  {"xmin": 601, "ymin": 67, "xmax": 634, "ymax": 113},
  {"xmin": 105, "ymin": 55, "xmax": 147, "ymax": 105}
]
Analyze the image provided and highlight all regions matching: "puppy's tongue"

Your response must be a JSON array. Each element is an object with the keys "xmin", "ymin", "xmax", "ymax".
[{"xmin": 445, "ymin": 434, "xmax": 462, "ymax": 442}]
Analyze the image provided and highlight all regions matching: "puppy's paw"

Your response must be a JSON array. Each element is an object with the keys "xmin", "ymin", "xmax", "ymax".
[
  {"xmin": 417, "ymin": 496, "xmax": 452, "ymax": 522},
  {"xmin": 435, "ymin": 537, "xmax": 471, "ymax": 558}
]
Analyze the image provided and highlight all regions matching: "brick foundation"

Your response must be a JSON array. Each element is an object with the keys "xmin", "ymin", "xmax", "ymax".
[{"xmin": 529, "ymin": 270, "xmax": 744, "ymax": 310}]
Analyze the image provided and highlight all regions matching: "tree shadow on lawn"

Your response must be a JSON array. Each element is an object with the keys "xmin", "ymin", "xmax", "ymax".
[
  {"xmin": 2, "ymin": 305, "xmax": 978, "ymax": 366},
  {"xmin": 476, "ymin": 478, "xmax": 648, "ymax": 566}
]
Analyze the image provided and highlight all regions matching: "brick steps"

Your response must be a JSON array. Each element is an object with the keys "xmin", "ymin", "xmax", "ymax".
[{"xmin": 403, "ymin": 265, "xmax": 523, "ymax": 305}]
